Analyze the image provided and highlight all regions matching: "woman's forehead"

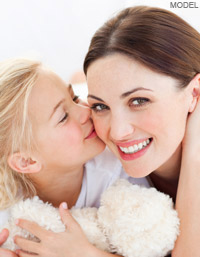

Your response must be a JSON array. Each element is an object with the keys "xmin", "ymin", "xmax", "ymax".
[{"xmin": 87, "ymin": 54, "xmax": 179, "ymax": 96}]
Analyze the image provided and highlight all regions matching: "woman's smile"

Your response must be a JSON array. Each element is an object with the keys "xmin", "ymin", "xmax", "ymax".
[{"xmin": 117, "ymin": 138, "xmax": 152, "ymax": 161}]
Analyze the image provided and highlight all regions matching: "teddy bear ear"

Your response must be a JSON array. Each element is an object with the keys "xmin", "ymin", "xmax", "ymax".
[{"xmin": 8, "ymin": 152, "xmax": 41, "ymax": 174}]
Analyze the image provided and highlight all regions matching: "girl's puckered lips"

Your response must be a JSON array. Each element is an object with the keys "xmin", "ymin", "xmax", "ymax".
[{"xmin": 85, "ymin": 126, "xmax": 97, "ymax": 139}]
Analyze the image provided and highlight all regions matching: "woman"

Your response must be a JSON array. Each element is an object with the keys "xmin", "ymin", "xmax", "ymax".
[
  {"xmin": 12, "ymin": 6, "xmax": 200, "ymax": 257},
  {"xmin": 84, "ymin": 6, "xmax": 200, "ymax": 256},
  {"xmin": 0, "ymin": 58, "xmax": 149, "ymax": 257}
]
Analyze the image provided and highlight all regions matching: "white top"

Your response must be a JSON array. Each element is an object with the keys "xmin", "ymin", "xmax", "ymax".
[
  {"xmin": 75, "ymin": 148, "xmax": 150, "ymax": 208},
  {"xmin": 0, "ymin": 148, "xmax": 150, "ymax": 226}
]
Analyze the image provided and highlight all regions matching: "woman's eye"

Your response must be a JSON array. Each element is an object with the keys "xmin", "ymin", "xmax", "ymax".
[
  {"xmin": 73, "ymin": 95, "xmax": 79, "ymax": 103},
  {"xmin": 90, "ymin": 103, "xmax": 109, "ymax": 112},
  {"xmin": 131, "ymin": 98, "xmax": 149, "ymax": 107},
  {"xmin": 59, "ymin": 112, "xmax": 68, "ymax": 123}
]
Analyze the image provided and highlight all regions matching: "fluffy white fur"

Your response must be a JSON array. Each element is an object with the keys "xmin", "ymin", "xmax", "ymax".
[{"xmin": 1, "ymin": 179, "xmax": 180, "ymax": 257}]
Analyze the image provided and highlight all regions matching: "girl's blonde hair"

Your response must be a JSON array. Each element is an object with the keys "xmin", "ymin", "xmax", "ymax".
[{"xmin": 0, "ymin": 58, "xmax": 41, "ymax": 210}]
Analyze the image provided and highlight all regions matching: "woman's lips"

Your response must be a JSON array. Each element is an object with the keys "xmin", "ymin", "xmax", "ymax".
[
  {"xmin": 116, "ymin": 138, "xmax": 150, "ymax": 148},
  {"xmin": 117, "ymin": 138, "xmax": 152, "ymax": 161},
  {"xmin": 85, "ymin": 127, "xmax": 97, "ymax": 139}
]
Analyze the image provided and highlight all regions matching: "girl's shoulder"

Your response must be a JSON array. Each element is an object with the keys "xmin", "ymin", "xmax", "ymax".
[
  {"xmin": 85, "ymin": 147, "xmax": 151, "ymax": 188},
  {"xmin": 86, "ymin": 147, "xmax": 121, "ymax": 173}
]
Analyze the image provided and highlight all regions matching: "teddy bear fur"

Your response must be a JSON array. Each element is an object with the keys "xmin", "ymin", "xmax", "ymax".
[{"xmin": 1, "ymin": 179, "xmax": 180, "ymax": 257}]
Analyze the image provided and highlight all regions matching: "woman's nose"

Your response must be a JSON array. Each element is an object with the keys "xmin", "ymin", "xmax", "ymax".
[{"xmin": 110, "ymin": 115, "xmax": 134, "ymax": 140}]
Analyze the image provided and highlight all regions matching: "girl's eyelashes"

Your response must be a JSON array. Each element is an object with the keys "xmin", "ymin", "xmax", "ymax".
[
  {"xmin": 57, "ymin": 94, "xmax": 79, "ymax": 124},
  {"xmin": 73, "ymin": 95, "xmax": 79, "ymax": 103},
  {"xmin": 90, "ymin": 103, "xmax": 109, "ymax": 112},
  {"xmin": 130, "ymin": 97, "xmax": 150, "ymax": 107},
  {"xmin": 59, "ymin": 112, "xmax": 68, "ymax": 123}
]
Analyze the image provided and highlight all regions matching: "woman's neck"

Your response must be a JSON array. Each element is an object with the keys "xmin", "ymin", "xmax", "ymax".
[
  {"xmin": 30, "ymin": 166, "xmax": 84, "ymax": 208},
  {"xmin": 150, "ymin": 144, "xmax": 182, "ymax": 201}
]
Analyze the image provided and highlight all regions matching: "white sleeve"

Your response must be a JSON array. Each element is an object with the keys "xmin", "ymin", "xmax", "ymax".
[{"xmin": 0, "ymin": 209, "xmax": 10, "ymax": 228}]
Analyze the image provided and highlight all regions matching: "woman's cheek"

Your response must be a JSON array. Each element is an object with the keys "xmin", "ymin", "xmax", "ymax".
[
  {"xmin": 137, "ymin": 110, "xmax": 167, "ymax": 137},
  {"xmin": 144, "ymin": 114, "xmax": 164, "ymax": 131},
  {"xmin": 93, "ymin": 116, "xmax": 107, "ymax": 140}
]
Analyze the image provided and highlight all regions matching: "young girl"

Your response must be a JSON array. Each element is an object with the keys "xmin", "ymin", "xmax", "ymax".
[{"xmin": 0, "ymin": 58, "xmax": 149, "ymax": 257}]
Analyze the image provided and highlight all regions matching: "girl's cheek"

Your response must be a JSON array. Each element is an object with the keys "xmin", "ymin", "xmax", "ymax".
[{"xmin": 58, "ymin": 123, "xmax": 82, "ymax": 144}]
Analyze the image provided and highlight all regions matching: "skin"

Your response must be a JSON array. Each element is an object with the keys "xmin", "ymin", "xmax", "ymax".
[
  {"xmin": 172, "ymin": 93, "xmax": 200, "ymax": 256},
  {"xmin": 0, "ymin": 229, "xmax": 18, "ymax": 257},
  {"xmin": 86, "ymin": 53, "xmax": 198, "ymax": 199}
]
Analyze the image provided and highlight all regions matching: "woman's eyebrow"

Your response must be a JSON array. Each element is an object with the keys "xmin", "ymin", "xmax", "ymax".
[
  {"xmin": 120, "ymin": 87, "xmax": 153, "ymax": 98},
  {"xmin": 87, "ymin": 87, "xmax": 153, "ymax": 102},
  {"xmin": 87, "ymin": 95, "xmax": 105, "ymax": 102}
]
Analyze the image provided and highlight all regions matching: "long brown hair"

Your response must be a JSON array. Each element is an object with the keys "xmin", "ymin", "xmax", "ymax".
[{"xmin": 84, "ymin": 6, "xmax": 200, "ymax": 87}]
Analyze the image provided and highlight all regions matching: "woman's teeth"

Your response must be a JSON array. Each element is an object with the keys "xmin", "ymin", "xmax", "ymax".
[{"xmin": 119, "ymin": 139, "xmax": 151, "ymax": 154}]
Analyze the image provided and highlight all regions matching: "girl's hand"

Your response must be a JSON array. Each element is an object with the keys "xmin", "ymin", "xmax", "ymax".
[
  {"xmin": 14, "ymin": 203, "xmax": 97, "ymax": 257},
  {"xmin": 0, "ymin": 228, "xmax": 19, "ymax": 257}
]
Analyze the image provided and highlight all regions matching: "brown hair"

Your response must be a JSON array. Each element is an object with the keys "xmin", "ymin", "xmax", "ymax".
[{"xmin": 84, "ymin": 6, "xmax": 200, "ymax": 87}]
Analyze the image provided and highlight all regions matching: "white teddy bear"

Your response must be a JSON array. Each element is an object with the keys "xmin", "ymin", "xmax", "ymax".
[{"xmin": 1, "ymin": 179, "xmax": 180, "ymax": 257}]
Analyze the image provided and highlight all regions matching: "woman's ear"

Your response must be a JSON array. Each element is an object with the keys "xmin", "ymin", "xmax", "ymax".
[
  {"xmin": 188, "ymin": 74, "xmax": 200, "ymax": 113},
  {"xmin": 8, "ymin": 152, "xmax": 42, "ymax": 174}
]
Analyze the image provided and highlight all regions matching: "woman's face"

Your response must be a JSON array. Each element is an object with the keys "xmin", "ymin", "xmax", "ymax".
[
  {"xmin": 87, "ymin": 54, "xmax": 194, "ymax": 177},
  {"xmin": 28, "ymin": 68, "xmax": 105, "ymax": 173}
]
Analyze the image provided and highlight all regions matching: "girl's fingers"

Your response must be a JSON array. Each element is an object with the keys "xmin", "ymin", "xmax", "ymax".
[
  {"xmin": 59, "ymin": 202, "xmax": 77, "ymax": 229},
  {"xmin": 16, "ymin": 219, "xmax": 47, "ymax": 239},
  {"xmin": 16, "ymin": 249, "xmax": 36, "ymax": 257},
  {"xmin": 0, "ymin": 248, "xmax": 18, "ymax": 257},
  {"xmin": 14, "ymin": 236, "xmax": 39, "ymax": 255},
  {"xmin": 0, "ymin": 228, "xmax": 9, "ymax": 245}
]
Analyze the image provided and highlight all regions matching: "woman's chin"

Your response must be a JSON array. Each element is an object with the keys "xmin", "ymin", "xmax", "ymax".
[{"xmin": 122, "ymin": 164, "xmax": 153, "ymax": 178}]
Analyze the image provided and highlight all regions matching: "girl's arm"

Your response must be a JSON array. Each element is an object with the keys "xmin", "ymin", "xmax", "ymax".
[
  {"xmin": 14, "ymin": 203, "xmax": 122, "ymax": 257},
  {"xmin": 0, "ymin": 229, "xmax": 19, "ymax": 257},
  {"xmin": 172, "ymin": 97, "xmax": 200, "ymax": 257}
]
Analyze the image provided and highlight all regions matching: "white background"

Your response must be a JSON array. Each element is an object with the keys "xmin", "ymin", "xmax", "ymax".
[{"xmin": 0, "ymin": 0, "xmax": 199, "ymax": 81}]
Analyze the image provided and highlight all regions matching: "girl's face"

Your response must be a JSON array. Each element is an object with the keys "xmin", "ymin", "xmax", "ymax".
[
  {"xmin": 28, "ymin": 69, "xmax": 105, "ymax": 173},
  {"xmin": 87, "ymin": 54, "xmax": 194, "ymax": 177}
]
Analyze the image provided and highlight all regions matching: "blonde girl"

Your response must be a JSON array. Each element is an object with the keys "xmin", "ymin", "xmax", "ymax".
[{"xmin": 0, "ymin": 58, "xmax": 148, "ymax": 257}]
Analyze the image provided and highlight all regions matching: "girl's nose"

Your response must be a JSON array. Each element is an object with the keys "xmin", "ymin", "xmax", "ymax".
[{"xmin": 75, "ymin": 103, "xmax": 91, "ymax": 124}]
